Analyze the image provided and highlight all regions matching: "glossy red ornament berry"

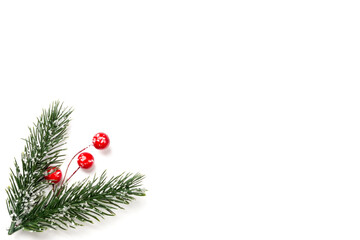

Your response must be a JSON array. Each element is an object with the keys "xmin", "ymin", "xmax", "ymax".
[
  {"xmin": 44, "ymin": 167, "xmax": 62, "ymax": 184},
  {"xmin": 92, "ymin": 132, "xmax": 110, "ymax": 150},
  {"xmin": 77, "ymin": 152, "xmax": 94, "ymax": 169}
]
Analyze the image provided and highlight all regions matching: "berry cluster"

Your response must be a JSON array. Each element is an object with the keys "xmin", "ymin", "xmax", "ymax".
[{"xmin": 44, "ymin": 132, "xmax": 110, "ymax": 184}]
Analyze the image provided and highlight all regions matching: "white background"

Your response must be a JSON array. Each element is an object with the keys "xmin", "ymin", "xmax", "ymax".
[{"xmin": 0, "ymin": 1, "xmax": 360, "ymax": 239}]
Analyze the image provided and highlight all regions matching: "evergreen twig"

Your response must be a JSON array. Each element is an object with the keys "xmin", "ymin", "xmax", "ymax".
[
  {"xmin": 19, "ymin": 171, "xmax": 146, "ymax": 233},
  {"xmin": 6, "ymin": 101, "xmax": 72, "ymax": 234},
  {"xmin": 5, "ymin": 102, "xmax": 146, "ymax": 235}
]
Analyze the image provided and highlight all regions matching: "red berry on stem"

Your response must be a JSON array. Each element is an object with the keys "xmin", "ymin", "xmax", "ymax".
[
  {"xmin": 77, "ymin": 152, "xmax": 94, "ymax": 169},
  {"xmin": 92, "ymin": 132, "xmax": 110, "ymax": 150},
  {"xmin": 44, "ymin": 167, "xmax": 62, "ymax": 183}
]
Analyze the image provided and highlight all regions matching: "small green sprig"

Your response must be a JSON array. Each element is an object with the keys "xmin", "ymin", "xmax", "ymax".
[
  {"xmin": 6, "ymin": 101, "xmax": 72, "ymax": 234},
  {"xmin": 6, "ymin": 102, "xmax": 146, "ymax": 235},
  {"xmin": 18, "ymin": 172, "xmax": 145, "ymax": 233}
]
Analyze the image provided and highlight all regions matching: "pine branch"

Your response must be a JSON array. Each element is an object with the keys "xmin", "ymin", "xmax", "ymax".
[
  {"xmin": 6, "ymin": 101, "xmax": 73, "ymax": 234},
  {"xmin": 6, "ymin": 101, "xmax": 146, "ymax": 235},
  {"xmin": 18, "ymin": 172, "xmax": 146, "ymax": 232}
]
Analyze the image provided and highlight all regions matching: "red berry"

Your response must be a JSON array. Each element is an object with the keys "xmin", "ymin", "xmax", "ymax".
[
  {"xmin": 44, "ymin": 167, "xmax": 62, "ymax": 183},
  {"xmin": 77, "ymin": 152, "xmax": 94, "ymax": 169},
  {"xmin": 92, "ymin": 132, "xmax": 110, "ymax": 150}
]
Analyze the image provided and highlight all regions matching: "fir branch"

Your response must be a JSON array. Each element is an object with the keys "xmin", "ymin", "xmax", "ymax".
[
  {"xmin": 6, "ymin": 102, "xmax": 146, "ymax": 235},
  {"xmin": 18, "ymin": 172, "xmax": 146, "ymax": 233},
  {"xmin": 6, "ymin": 101, "xmax": 73, "ymax": 234}
]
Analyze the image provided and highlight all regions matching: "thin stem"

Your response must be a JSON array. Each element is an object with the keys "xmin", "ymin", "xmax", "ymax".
[
  {"xmin": 60, "ymin": 145, "xmax": 91, "ymax": 187},
  {"xmin": 66, "ymin": 166, "xmax": 80, "ymax": 183}
]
